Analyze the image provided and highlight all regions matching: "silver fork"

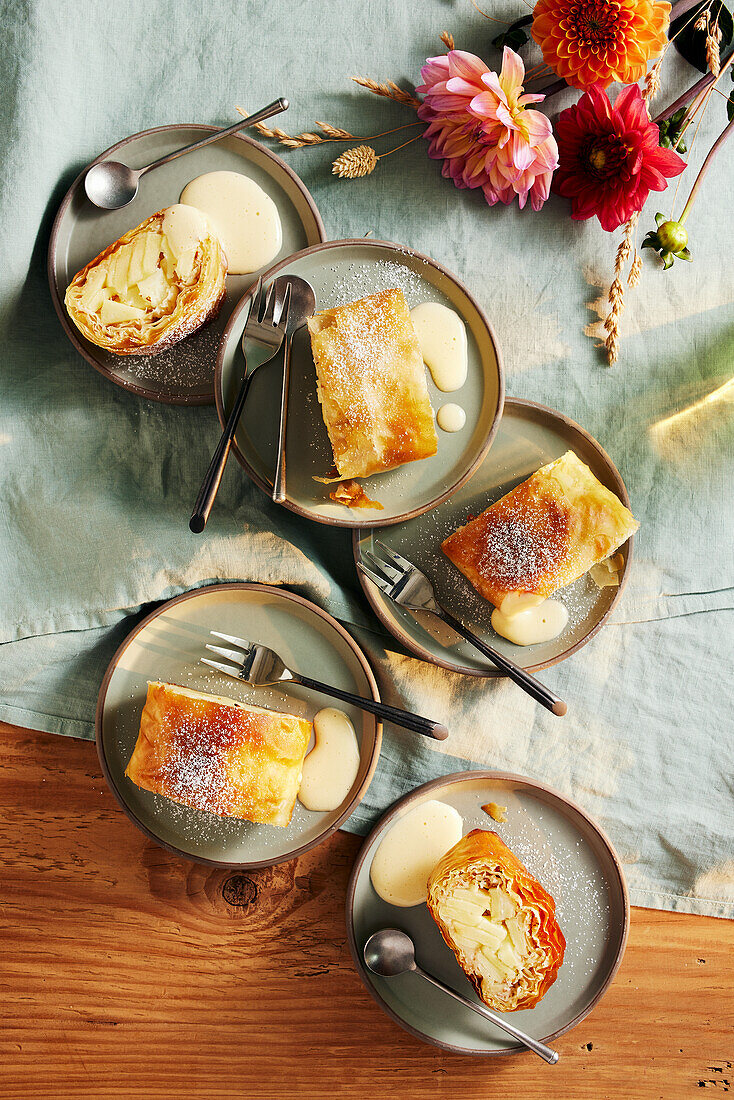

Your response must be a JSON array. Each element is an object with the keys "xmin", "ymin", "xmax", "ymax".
[
  {"xmin": 201, "ymin": 631, "xmax": 449, "ymax": 740},
  {"xmin": 189, "ymin": 278, "xmax": 290, "ymax": 533},
  {"xmin": 358, "ymin": 541, "xmax": 567, "ymax": 717}
]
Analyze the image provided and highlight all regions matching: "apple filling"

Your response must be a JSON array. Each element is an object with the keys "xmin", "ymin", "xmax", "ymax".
[
  {"xmin": 441, "ymin": 882, "xmax": 531, "ymax": 988},
  {"xmin": 77, "ymin": 226, "xmax": 199, "ymax": 327}
]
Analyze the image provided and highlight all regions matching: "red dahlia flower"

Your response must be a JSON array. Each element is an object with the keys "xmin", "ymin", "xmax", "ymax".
[{"xmin": 552, "ymin": 83, "xmax": 686, "ymax": 231}]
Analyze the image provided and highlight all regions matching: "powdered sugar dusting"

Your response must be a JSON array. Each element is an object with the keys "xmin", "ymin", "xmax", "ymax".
[
  {"xmin": 320, "ymin": 258, "xmax": 433, "ymax": 310},
  {"xmin": 157, "ymin": 703, "xmax": 250, "ymax": 818},
  {"xmin": 474, "ymin": 496, "xmax": 569, "ymax": 593},
  {"xmin": 108, "ymin": 322, "xmax": 222, "ymax": 392}
]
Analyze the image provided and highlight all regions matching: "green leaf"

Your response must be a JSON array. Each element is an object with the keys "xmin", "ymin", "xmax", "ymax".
[
  {"xmin": 492, "ymin": 13, "xmax": 532, "ymax": 52},
  {"xmin": 492, "ymin": 27, "xmax": 529, "ymax": 51},
  {"xmin": 670, "ymin": 1, "xmax": 734, "ymax": 73}
]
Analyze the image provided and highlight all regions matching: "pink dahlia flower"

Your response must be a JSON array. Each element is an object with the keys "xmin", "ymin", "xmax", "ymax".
[{"xmin": 417, "ymin": 47, "xmax": 559, "ymax": 211}]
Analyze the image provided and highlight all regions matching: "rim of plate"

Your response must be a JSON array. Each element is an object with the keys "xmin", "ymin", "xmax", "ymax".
[
  {"xmin": 48, "ymin": 124, "xmax": 326, "ymax": 406},
  {"xmin": 345, "ymin": 769, "xmax": 630, "ymax": 1057},
  {"xmin": 353, "ymin": 396, "xmax": 635, "ymax": 675},
  {"xmin": 95, "ymin": 582, "xmax": 382, "ymax": 869},
  {"xmin": 214, "ymin": 238, "xmax": 506, "ymax": 528}
]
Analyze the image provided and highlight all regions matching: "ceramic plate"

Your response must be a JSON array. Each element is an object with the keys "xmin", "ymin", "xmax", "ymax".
[
  {"xmin": 49, "ymin": 125, "xmax": 325, "ymax": 404},
  {"xmin": 347, "ymin": 771, "xmax": 628, "ymax": 1056},
  {"xmin": 96, "ymin": 583, "xmax": 381, "ymax": 867},
  {"xmin": 215, "ymin": 239, "xmax": 504, "ymax": 527},
  {"xmin": 354, "ymin": 398, "xmax": 635, "ymax": 674}
]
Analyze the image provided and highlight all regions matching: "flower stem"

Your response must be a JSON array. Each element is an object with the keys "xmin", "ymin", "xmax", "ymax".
[
  {"xmin": 533, "ymin": 77, "xmax": 569, "ymax": 98},
  {"xmin": 653, "ymin": 48, "xmax": 733, "ymax": 122},
  {"xmin": 670, "ymin": 0, "xmax": 706, "ymax": 18},
  {"xmin": 679, "ymin": 112, "xmax": 734, "ymax": 222}
]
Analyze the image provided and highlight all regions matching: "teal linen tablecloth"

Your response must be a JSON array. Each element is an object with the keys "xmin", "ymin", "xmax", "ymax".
[{"xmin": 1, "ymin": 0, "xmax": 732, "ymax": 917}]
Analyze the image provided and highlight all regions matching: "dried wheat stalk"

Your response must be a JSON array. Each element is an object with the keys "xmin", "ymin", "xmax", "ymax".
[
  {"xmin": 706, "ymin": 23, "xmax": 722, "ymax": 75},
  {"xmin": 628, "ymin": 254, "xmax": 643, "ymax": 287},
  {"xmin": 235, "ymin": 107, "xmax": 423, "ymax": 153},
  {"xmin": 440, "ymin": 31, "xmax": 455, "ymax": 50},
  {"xmin": 604, "ymin": 213, "xmax": 639, "ymax": 365},
  {"xmin": 351, "ymin": 77, "xmax": 422, "ymax": 109},
  {"xmin": 644, "ymin": 56, "xmax": 663, "ymax": 104},
  {"xmin": 332, "ymin": 146, "xmax": 378, "ymax": 178}
]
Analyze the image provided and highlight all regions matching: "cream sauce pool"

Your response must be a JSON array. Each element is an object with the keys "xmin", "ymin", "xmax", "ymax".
[
  {"xmin": 491, "ymin": 599, "xmax": 569, "ymax": 646},
  {"xmin": 436, "ymin": 403, "xmax": 466, "ymax": 432},
  {"xmin": 410, "ymin": 302, "xmax": 468, "ymax": 392},
  {"xmin": 369, "ymin": 800, "xmax": 463, "ymax": 907},
  {"xmin": 180, "ymin": 171, "xmax": 282, "ymax": 274},
  {"xmin": 298, "ymin": 707, "xmax": 360, "ymax": 813}
]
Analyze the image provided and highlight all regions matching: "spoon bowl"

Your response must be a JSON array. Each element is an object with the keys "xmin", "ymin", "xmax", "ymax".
[
  {"xmin": 84, "ymin": 161, "xmax": 140, "ymax": 209},
  {"xmin": 364, "ymin": 928, "xmax": 416, "ymax": 977}
]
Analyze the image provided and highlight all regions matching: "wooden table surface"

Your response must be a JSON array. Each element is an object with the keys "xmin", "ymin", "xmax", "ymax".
[{"xmin": 1, "ymin": 720, "xmax": 731, "ymax": 1099}]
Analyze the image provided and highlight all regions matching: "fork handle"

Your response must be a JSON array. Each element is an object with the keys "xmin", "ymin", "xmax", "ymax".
[
  {"xmin": 436, "ymin": 609, "xmax": 567, "ymax": 717},
  {"xmin": 189, "ymin": 370, "xmax": 256, "ymax": 533},
  {"xmin": 295, "ymin": 674, "xmax": 448, "ymax": 741}
]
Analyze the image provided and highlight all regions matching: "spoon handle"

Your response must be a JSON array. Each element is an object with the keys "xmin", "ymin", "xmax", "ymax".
[
  {"xmin": 416, "ymin": 965, "xmax": 559, "ymax": 1064},
  {"xmin": 272, "ymin": 331, "xmax": 293, "ymax": 504},
  {"xmin": 142, "ymin": 99, "xmax": 288, "ymax": 175}
]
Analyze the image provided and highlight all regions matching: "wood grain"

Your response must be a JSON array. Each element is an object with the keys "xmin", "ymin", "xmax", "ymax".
[{"xmin": 0, "ymin": 721, "xmax": 731, "ymax": 1099}]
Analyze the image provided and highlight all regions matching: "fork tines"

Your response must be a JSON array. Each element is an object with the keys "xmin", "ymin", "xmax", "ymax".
[
  {"xmin": 210, "ymin": 630, "xmax": 252, "ymax": 650},
  {"xmin": 200, "ymin": 630, "xmax": 253, "ymax": 681},
  {"xmin": 374, "ymin": 539, "xmax": 415, "ymax": 572}
]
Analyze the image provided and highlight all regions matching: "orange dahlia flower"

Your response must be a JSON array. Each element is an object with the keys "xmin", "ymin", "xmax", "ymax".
[{"xmin": 532, "ymin": 0, "xmax": 671, "ymax": 89}]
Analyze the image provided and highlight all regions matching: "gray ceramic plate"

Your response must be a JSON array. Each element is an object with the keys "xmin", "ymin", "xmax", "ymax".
[
  {"xmin": 354, "ymin": 397, "xmax": 635, "ymax": 674},
  {"xmin": 346, "ymin": 771, "xmax": 628, "ymax": 1056},
  {"xmin": 95, "ymin": 583, "xmax": 381, "ymax": 867},
  {"xmin": 48, "ymin": 125, "xmax": 325, "ymax": 404},
  {"xmin": 215, "ymin": 239, "xmax": 504, "ymax": 527}
]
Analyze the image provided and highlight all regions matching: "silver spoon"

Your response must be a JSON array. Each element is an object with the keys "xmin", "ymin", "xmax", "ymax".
[
  {"xmin": 364, "ymin": 928, "xmax": 559, "ymax": 1064},
  {"xmin": 271, "ymin": 275, "xmax": 316, "ymax": 503},
  {"xmin": 84, "ymin": 98, "xmax": 288, "ymax": 210}
]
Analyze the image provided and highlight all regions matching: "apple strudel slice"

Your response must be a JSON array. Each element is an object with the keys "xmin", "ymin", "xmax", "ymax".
[
  {"xmin": 442, "ymin": 450, "xmax": 638, "ymax": 610},
  {"xmin": 307, "ymin": 289, "xmax": 438, "ymax": 480},
  {"xmin": 125, "ymin": 682, "xmax": 312, "ymax": 827},
  {"xmin": 64, "ymin": 204, "xmax": 226, "ymax": 356},
  {"xmin": 427, "ymin": 829, "xmax": 566, "ymax": 1012}
]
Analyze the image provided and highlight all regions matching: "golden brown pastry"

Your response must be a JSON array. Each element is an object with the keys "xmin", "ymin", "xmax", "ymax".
[
  {"xmin": 442, "ymin": 450, "xmax": 638, "ymax": 610},
  {"xmin": 307, "ymin": 289, "xmax": 438, "ymax": 480},
  {"xmin": 427, "ymin": 829, "xmax": 566, "ymax": 1012},
  {"xmin": 64, "ymin": 204, "xmax": 227, "ymax": 356},
  {"xmin": 125, "ymin": 682, "xmax": 312, "ymax": 827}
]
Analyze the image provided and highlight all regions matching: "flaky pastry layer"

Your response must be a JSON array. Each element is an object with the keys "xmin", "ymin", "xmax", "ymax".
[
  {"xmin": 125, "ymin": 682, "xmax": 312, "ymax": 827},
  {"xmin": 427, "ymin": 829, "xmax": 566, "ymax": 1012},
  {"xmin": 442, "ymin": 450, "xmax": 638, "ymax": 608},
  {"xmin": 307, "ymin": 289, "xmax": 437, "ymax": 480},
  {"xmin": 64, "ymin": 207, "xmax": 226, "ymax": 356}
]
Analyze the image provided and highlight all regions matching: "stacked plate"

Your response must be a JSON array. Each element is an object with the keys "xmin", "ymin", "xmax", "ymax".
[{"xmin": 50, "ymin": 126, "xmax": 634, "ymax": 1055}]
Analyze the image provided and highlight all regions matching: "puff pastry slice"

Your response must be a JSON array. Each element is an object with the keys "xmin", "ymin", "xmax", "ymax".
[
  {"xmin": 307, "ymin": 289, "xmax": 438, "ymax": 480},
  {"xmin": 442, "ymin": 450, "xmax": 638, "ymax": 609},
  {"xmin": 427, "ymin": 829, "xmax": 566, "ymax": 1012},
  {"xmin": 65, "ymin": 204, "xmax": 227, "ymax": 356},
  {"xmin": 125, "ymin": 682, "xmax": 312, "ymax": 827}
]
